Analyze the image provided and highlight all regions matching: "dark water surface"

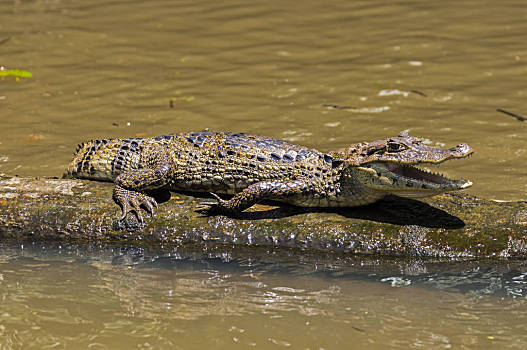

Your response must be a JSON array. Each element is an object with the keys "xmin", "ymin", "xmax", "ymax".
[
  {"xmin": 1, "ymin": 0, "xmax": 527, "ymax": 349},
  {"xmin": 2, "ymin": 240, "xmax": 527, "ymax": 349}
]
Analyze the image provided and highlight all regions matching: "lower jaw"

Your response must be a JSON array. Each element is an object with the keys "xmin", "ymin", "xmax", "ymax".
[{"xmin": 392, "ymin": 190, "xmax": 446, "ymax": 198}]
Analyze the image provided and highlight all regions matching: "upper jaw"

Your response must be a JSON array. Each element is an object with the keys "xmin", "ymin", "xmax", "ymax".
[{"xmin": 374, "ymin": 142, "xmax": 474, "ymax": 164}]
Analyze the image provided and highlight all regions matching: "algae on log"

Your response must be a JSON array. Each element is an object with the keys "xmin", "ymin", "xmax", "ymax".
[{"xmin": 0, "ymin": 174, "xmax": 526, "ymax": 258}]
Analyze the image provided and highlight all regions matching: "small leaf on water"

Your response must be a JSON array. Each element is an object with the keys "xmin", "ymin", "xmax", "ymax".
[
  {"xmin": 169, "ymin": 96, "xmax": 195, "ymax": 108},
  {"xmin": 27, "ymin": 134, "xmax": 43, "ymax": 141},
  {"xmin": 0, "ymin": 69, "xmax": 33, "ymax": 78}
]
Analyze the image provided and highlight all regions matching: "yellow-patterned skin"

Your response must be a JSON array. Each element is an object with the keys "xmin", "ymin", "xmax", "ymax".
[{"xmin": 64, "ymin": 131, "xmax": 473, "ymax": 222}]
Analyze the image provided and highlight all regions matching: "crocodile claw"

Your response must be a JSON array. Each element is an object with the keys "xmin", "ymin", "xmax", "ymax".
[
  {"xmin": 195, "ymin": 192, "xmax": 224, "ymax": 214},
  {"xmin": 113, "ymin": 186, "xmax": 157, "ymax": 224}
]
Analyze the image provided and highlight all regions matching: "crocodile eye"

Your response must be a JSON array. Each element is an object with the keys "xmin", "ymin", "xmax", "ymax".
[{"xmin": 387, "ymin": 142, "xmax": 406, "ymax": 152}]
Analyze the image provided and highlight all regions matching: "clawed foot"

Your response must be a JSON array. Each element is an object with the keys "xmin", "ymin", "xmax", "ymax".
[
  {"xmin": 113, "ymin": 186, "xmax": 158, "ymax": 224},
  {"xmin": 195, "ymin": 192, "xmax": 226, "ymax": 215}
]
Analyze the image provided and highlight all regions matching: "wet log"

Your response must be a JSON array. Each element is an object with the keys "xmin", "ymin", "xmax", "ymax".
[{"xmin": 0, "ymin": 174, "xmax": 526, "ymax": 259}]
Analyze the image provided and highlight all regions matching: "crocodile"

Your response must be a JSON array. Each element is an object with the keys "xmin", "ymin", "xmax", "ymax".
[{"xmin": 63, "ymin": 131, "xmax": 473, "ymax": 223}]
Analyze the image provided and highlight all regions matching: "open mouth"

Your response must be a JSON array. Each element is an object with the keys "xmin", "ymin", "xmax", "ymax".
[
  {"xmin": 383, "ymin": 163, "xmax": 470, "ymax": 187},
  {"xmin": 362, "ymin": 161, "xmax": 472, "ymax": 196}
]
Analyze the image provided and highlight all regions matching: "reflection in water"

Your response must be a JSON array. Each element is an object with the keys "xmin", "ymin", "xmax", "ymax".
[{"xmin": 1, "ymin": 240, "xmax": 527, "ymax": 349}]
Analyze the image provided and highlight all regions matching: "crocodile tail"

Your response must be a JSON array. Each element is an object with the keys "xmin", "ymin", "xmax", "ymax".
[
  {"xmin": 63, "ymin": 138, "xmax": 143, "ymax": 181},
  {"xmin": 75, "ymin": 142, "xmax": 86, "ymax": 154}
]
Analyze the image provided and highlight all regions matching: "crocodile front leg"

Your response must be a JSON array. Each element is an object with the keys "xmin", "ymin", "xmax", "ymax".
[
  {"xmin": 196, "ymin": 180, "xmax": 310, "ymax": 216},
  {"xmin": 113, "ymin": 185, "xmax": 158, "ymax": 222},
  {"xmin": 113, "ymin": 144, "xmax": 174, "ymax": 223}
]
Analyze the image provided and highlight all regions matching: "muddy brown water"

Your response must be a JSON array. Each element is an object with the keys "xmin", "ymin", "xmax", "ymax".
[
  {"xmin": 1, "ymin": 0, "xmax": 527, "ymax": 349},
  {"xmin": 2, "ymin": 241, "xmax": 527, "ymax": 350}
]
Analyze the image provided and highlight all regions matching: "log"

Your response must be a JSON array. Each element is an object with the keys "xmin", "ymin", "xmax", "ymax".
[{"xmin": 0, "ymin": 174, "xmax": 526, "ymax": 258}]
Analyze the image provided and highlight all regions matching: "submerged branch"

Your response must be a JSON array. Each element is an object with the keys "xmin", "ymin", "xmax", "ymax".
[
  {"xmin": 497, "ymin": 108, "xmax": 527, "ymax": 122},
  {"xmin": 1, "ymin": 175, "xmax": 527, "ymax": 259}
]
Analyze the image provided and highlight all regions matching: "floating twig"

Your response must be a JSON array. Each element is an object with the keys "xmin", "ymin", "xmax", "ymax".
[
  {"xmin": 323, "ymin": 104, "xmax": 355, "ymax": 110},
  {"xmin": 497, "ymin": 108, "xmax": 527, "ymax": 122},
  {"xmin": 410, "ymin": 89, "xmax": 427, "ymax": 97},
  {"xmin": 0, "ymin": 37, "xmax": 11, "ymax": 46},
  {"xmin": 169, "ymin": 96, "xmax": 194, "ymax": 108}
]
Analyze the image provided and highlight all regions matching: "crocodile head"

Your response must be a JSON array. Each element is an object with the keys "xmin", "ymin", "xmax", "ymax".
[{"xmin": 341, "ymin": 131, "xmax": 473, "ymax": 198}]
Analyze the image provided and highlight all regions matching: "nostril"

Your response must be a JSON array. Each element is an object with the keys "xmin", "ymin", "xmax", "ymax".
[{"xmin": 451, "ymin": 143, "xmax": 473, "ymax": 157}]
